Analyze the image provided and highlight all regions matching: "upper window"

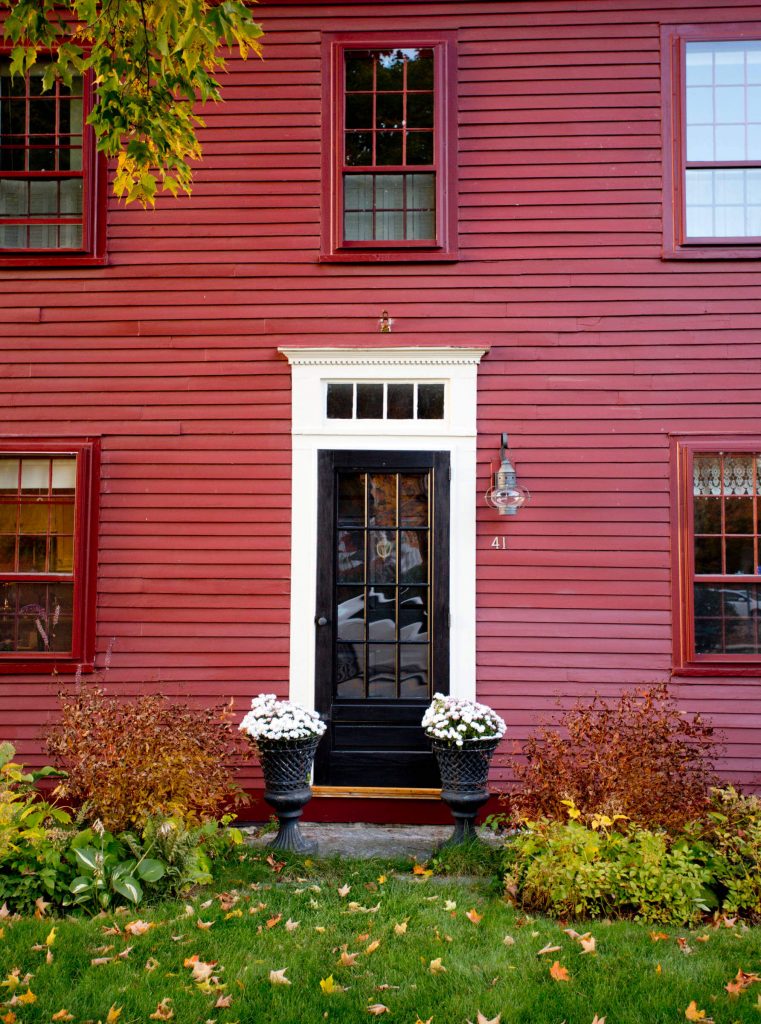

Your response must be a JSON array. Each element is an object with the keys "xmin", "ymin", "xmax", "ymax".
[
  {"xmin": 672, "ymin": 438, "xmax": 761, "ymax": 672},
  {"xmin": 0, "ymin": 60, "xmax": 106, "ymax": 265},
  {"xmin": 0, "ymin": 441, "xmax": 99, "ymax": 671},
  {"xmin": 321, "ymin": 33, "xmax": 457, "ymax": 262},
  {"xmin": 663, "ymin": 25, "xmax": 761, "ymax": 258},
  {"xmin": 326, "ymin": 381, "xmax": 445, "ymax": 421}
]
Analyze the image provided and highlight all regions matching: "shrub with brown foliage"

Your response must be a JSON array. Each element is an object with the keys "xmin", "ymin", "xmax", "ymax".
[
  {"xmin": 46, "ymin": 685, "xmax": 249, "ymax": 832},
  {"xmin": 510, "ymin": 684, "xmax": 719, "ymax": 831}
]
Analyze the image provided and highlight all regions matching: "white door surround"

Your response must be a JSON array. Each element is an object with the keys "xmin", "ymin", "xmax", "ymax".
[{"xmin": 279, "ymin": 345, "xmax": 488, "ymax": 711}]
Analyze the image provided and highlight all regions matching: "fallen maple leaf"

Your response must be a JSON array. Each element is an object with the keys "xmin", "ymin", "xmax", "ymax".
[
  {"xmin": 465, "ymin": 909, "xmax": 483, "ymax": 925},
  {"xmin": 444, "ymin": 900, "xmax": 457, "ymax": 911},
  {"xmin": 339, "ymin": 950, "xmax": 359, "ymax": 967},
  {"xmin": 394, "ymin": 921, "xmax": 408, "ymax": 936},
  {"xmin": 563, "ymin": 928, "xmax": 582, "ymax": 940},
  {"xmin": 45, "ymin": 927, "xmax": 56, "ymax": 947},
  {"xmin": 412, "ymin": 864, "xmax": 432, "ymax": 877},
  {"xmin": 320, "ymin": 975, "xmax": 346, "ymax": 995},
  {"xmin": 377, "ymin": 875, "xmax": 387, "ymax": 885},
  {"xmin": 685, "ymin": 1000, "xmax": 713, "ymax": 1022},
  {"xmin": 725, "ymin": 968, "xmax": 761, "ymax": 997},
  {"xmin": 149, "ymin": 998, "xmax": 174, "ymax": 1020},
  {"xmin": 429, "ymin": 957, "xmax": 446, "ymax": 974},
  {"xmin": 196, "ymin": 919, "xmax": 214, "ymax": 930},
  {"xmin": 34, "ymin": 897, "xmax": 50, "ymax": 918},
  {"xmin": 125, "ymin": 920, "xmax": 152, "ymax": 936},
  {"xmin": 338, "ymin": 884, "xmax": 351, "ymax": 897},
  {"xmin": 266, "ymin": 914, "xmax": 282, "ymax": 929},
  {"xmin": 106, "ymin": 1005, "xmax": 122, "ymax": 1024},
  {"xmin": 549, "ymin": 961, "xmax": 570, "ymax": 982},
  {"xmin": 367, "ymin": 1004, "xmax": 390, "ymax": 1015},
  {"xmin": 0, "ymin": 1013, "xmax": 14, "ymax": 1024},
  {"xmin": 536, "ymin": 944, "xmax": 561, "ymax": 956},
  {"xmin": 503, "ymin": 936, "xmax": 515, "ymax": 947},
  {"xmin": 677, "ymin": 937, "xmax": 693, "ymax": 955},
  {"xmin": 285, "ymin": 919, "xmax": 300, "ymax": 932},
  {"xmin": 90, "ymin": 957, "xmax": 113, "ymax": 966},
  {"xmin": 365, "ymin": 940, "xmax": 381, "ymax": 955},
  {"xmin": 52, "ymin": 1012, "xmax": 73, "ymax": 1022},
  {"xmin": 695, "ymin": 934, "xmax": 710, "ymax": 943},
  {"xmin": 266, "ymin": 854, "xmax": 286, "ymax": 873},
  {"xmin": 415, "ymin": 1018, "xmax": 433, "ymax": 1024},
  {"xmin": 580, "ymin": 936, "xmax": 597, "ymax": 955},
  {"xmin": 214, "ymin": 995, "xmax": 233, "ymax": 1009},
  {"xmin": 591, "ymin": 1016, "xmax": 606, "ymax": 1024},
  {"xmin": 224, "ymin": 909, "xmax": 243, "ymax": 920},
  {"xmin": 269, "ymin": 968, "xmax": 291, "ymax": 986},
  {"xmin": 467, "ymin": 1014, "xmax": 501, "ymax": 1024},
  {"xmin": 650, "ymin": 931, "xmax": 669, "ymax": 942}
]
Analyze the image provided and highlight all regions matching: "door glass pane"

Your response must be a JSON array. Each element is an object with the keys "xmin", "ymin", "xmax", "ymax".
[
  {"xmin": 400, "ymin": 644, "xmax": 428, "ymax": 697},
  {"xmin": 368, "ymin": 586, "xmax": 395, "ymax": 640},
  {"xmin": 337, "ymin": 529, "xmax": 364, "ymax": 582},
  {"xmin": 336, "ymin": 641, "xmax": 364, "ymax": 698},
  {"xmin": 368, "ymin": 530, "xmax": 396, "ymax": 583},
  {"xmin": 400, "ymin": 474, "xmax": 428, "ymax": 526},
  {"xmin": 368, "ymin": 474, "xmax": 396, "ymax": 526},
  {"xmin": 368, "ymin": 643, "xmax": 396, "ymax": 698},
  {"xmin": 400, "ymin": 530, "xmax": 427, "ymax": 583},
  {"xmin": 399, "ymin": 586, "xmax": 428, "ymax": 640},
  {"xmin": 337, "ymin": 474, "xmax": 365, "ymax": 526},
  {"xmin": 336, "ymin": 586, "xmax": 364, "ymax": 642}
]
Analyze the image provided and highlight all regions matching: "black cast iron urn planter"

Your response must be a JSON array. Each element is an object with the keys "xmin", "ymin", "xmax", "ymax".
[
  {"xmin": 255, "ymin": 736, "xmax": 320, "ymax": 855},
  {"xmin": 432, "ymin": 736, "xmax": 500, "ymax": 845}
]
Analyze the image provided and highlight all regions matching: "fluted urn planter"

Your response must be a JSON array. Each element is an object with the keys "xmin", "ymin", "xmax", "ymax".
[
  {"xmin": 432, "ymin": 737, "xmax": 500, "ymax": 845},
  {"xmin": 255, "ymin": 736, "xmax": 320, "ymax": 855}
]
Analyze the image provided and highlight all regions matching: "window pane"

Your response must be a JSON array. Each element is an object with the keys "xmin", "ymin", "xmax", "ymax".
[
  {"xmin": 368, "ymin": 643, "xmax": 396, "ymax": 698},
  {"xmin": 406, "ymin": 49, "xmax": 434, "ymax": 90},
  {"xmin": 18, "ymin": 535, "xmax": 47, "ymax": 572},
  {"xmin": 407, "ymin": 209, "xmax": 435, "ymax": 240},
  {"xmin": 327, "ymin": 382, "xmax": 354, "ymax": 419},
  {"xmin": 376, "ymin": 131, "xmax": 403, "ymax": 165},
  {"xmin": 725, "ymin": 537, "xmax": 755, "ymax": 575},
  {"xmin": 400, "ymin": 474, "xmax": 428, "ymax": 526},
  {"xmin": 0, "ymin": 504, "xmax": 16, "ymax": 533},
  {"xmin": 337, "ymin": 530, "xmax": 365, "ymax": 583},
  {"xmin": 694, "ymin": 495, "xmax": 721, "ymax": 533},
  {"xmin": 51, "ymin": 458, "xmax": 76, "ymax": 493},
  {"xmin": 400, "ymin": 530, "xmax": 428, "ymax": 584},
  {"xmin": 344, "ymin": 211, "xmax": 373, "ymax": 240},
  {"xmin": 387, "ymin": 383, "xmax": 414, "ymax": 419},
  {"xmin": 695, "ymin": 536, "xmax": 722, "ymax": 573},
  {"xmin": 376, "ymin": 50, "xmax": 405, "ymax": 91},
  {"xmin": 0, "ymin": 535, "xmax": 15, "ymax": 571},
  {"xmin": 376, "ymin": 174, "xmax": 403, "ymax": 209},
  {"xmin": 345, "ymin": 131, "xmax": 373, "ymax": 166},
  {"xmin": 376, "ymin": 210, "xmax": 404, "ymax": 239},
  {"xmin": 406, "ymin": 131, "xmax": 433, "ymax": 164},
  {"xmin": 725, "ymin": 496, "xmax": 754, "ymax": 534},
  {"xmin": 417, "ymin": 383, "xmax": 445, "ymax": 419},
  {"xmin": 0, "ymin": 459, "xmax": 19, "ymax": 493},
  {"xmin": 376, "ymin": 92, "xmax": 403, "ymax": 130},
  {"xmin": 345, "ymin": 52, "xmax": 374, "ymax": 91},
  {"xmin": 50, "ymin": 534, "xmax": 74, "ymax": 573},
  {"xmin": 686, "ymin": 170, "xmax": 761, "ymax": 238},
  {"xmin": 399, "ymin": 643, "xmax": 428, "ymax": 698},
  {"xmin": 344, "ymin": 174, "xmax": 372, "ymax": 212},
  {"xmin": 18, "ymin": 502, "xmax": 49, "ymax": 533},
  {"xmin": 20, "ymin": 459, "xmax": 49, "ymax": 494},
  {"xmin": 407, "ymin": 92, "xmax": 434, "ymax": 129},
  {"xmin": 399, "ymin": 585, "xmax": 428, "ymax": 638},
  {"xmin": 346, "ymin": 93, "xmax": 372, "ymax": 129},
  {"xmin": 694, "ymin": 583, "xmax": 761, "ymax": 655},
  {"xmin": 357, "ymin": 383, "xmax": 383, "ymax": 418}
]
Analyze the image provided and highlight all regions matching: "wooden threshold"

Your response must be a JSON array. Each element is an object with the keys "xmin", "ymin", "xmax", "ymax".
[{"xmin": 312, "ymin": 785, "xmax": 441, "ymax": 801}]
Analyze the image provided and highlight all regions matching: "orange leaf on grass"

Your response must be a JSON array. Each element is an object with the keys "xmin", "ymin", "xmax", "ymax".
[
  {"xmin": 685, "ymin": 1000, "xmax": 713, "ymax": 1022},
  {"xmin": 367, "ymin": 1004, "xmax": 390, "ymax": 1015},
  {"xmin": 549, "ymin": 961, "xmax": 570, "ymax": 982},
  {"xmin": 149, "ymin": 998, "xmax": 174, "ymax": 1020},
  {"xmin": 465, "ymin": 909, "xmax": 483, "ymax": 925},
  {"xmin": 365, "ymin": 940, "xmax": 381, "ymax": 955},
  {"xmin": 215, "ymin": 995, "xmax": 233, "ymax": 1008},
  {"xmin": 52, "ymin": 1013, "xmax": 73, "ymax": 1023}
]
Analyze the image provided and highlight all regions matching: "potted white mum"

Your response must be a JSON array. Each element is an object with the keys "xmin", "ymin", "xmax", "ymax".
[
  {"xmin": 422, "ymin": 693, "xmax": 506, "ymax": 844},
  {"xmin": 240, "ymin": 694, "xmax": 326, "ymax": 854}
]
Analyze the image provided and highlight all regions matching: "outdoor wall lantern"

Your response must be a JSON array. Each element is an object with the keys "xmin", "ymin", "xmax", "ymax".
[{"xmin": 485, "ymin": 433, "xmax": 531, "ymax": 516}]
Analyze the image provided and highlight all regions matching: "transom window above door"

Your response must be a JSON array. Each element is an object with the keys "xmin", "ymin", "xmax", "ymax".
[{"xmin": 326, "ymin": 381, "xmax": 444, "ymax": 421}]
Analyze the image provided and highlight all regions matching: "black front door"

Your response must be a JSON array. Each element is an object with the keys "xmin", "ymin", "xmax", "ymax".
[{"xmin": 314, "ymin": 450, "xmax": 450, "ymax": 787}]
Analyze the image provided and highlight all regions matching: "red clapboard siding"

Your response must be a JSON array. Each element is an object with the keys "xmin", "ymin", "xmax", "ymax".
[{"xmin": 1, "ymin": 0, "xmax": 760, "ymax": 803}]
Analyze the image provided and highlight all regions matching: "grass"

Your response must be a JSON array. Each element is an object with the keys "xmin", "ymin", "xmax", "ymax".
[{"xmin": 1, "ymin": 847, "xmax": 760, "ymax": 1024}]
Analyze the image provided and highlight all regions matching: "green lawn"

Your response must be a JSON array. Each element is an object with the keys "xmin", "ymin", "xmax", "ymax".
[{"xmin": 1, "ymin": 848, "xmax": 760, "ymax": 1024}]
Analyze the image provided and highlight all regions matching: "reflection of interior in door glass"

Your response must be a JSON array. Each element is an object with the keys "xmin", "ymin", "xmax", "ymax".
[
  {"xmin": 336, "ymin": 641, "xmax": 364, "ymax": 697},
  {"xmin": 368, "ymin": 586, "xmax": 396, "ymax": 639},
  {"xmin": 400, "ymin": 473, "xmax": 428, "ymax": 525},
  {"xmin": 337, "ymin": 473, "xmax": 365, "ymax": 525},
  {"xmin": 368, "ymin": 530, "xmax": 396, "ymax": 583},
  {"xmin": 337, "ymin": 529, "xmax": 365, "ymax": 582},
  {"xmin": 368, "ymin": 473, "xmax": 396, "ymax": 526},
  {"xmin": 400, "ymin": 643, "xmax": 428, "ymax": 697},
  {"xmin": 400, "ymin": 530, "xmax": 427, "ymax": 582},
  {"xmin": 368, "ymin": 643, "xmax": 396, "ymax": 698}
]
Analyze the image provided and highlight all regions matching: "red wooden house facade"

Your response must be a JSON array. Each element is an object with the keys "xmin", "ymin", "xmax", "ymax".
[{"xmin": 2, "ymin": 0, "xmax": 761, "ymax": 818}]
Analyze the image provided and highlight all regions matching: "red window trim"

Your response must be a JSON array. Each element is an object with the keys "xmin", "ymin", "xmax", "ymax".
[
  {"xmin": 671, "ymin": 434, "xmax": 761, "ymax": 675},
  {"xmin": 0, "ymin": 439, "xmax": 99, "ymax": 674},
  {"xmin": 320, "ymin": 31, "xmax": 458, "ymax": 263},
  {"xmin": 0, "ymin": 58, "xmax": 107, "ymax": 268},
  {"xmin": 662, "ymin": 22, "xmax": 761, "ymax": 261}
]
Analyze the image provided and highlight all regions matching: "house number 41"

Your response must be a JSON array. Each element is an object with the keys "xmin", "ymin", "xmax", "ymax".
[{"xmin": 490, "ymin": 536, "xmax": 508, "ymax": 550}]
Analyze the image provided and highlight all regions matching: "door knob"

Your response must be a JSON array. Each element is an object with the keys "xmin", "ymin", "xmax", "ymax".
[{"xmin": 315, "ymin": 616, "xmax": 329, "ymax": 626}]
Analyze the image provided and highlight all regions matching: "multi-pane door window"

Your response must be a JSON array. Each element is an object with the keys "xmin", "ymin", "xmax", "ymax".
[
  {"xmin": 343, "ymin": 48, "xmax": 435, "ymax": 243},
  {"xmin": 0, "ymin": 60, "xmax": 103, "ymax": 260},
  {"xmin": 685, "ymin": 41, "xmax": 761, "ymax": 239},
  {"xmin": 0, "ymin": 443, "xmax": 98, "ymax": 668},
  {"xmin": 322, "ymin": 34, "xmax": 457, "ymax": 260},
  {"xmin": 692, "ymin": 452, "xmax": 761, "ymax": 656},
  {"xmin": 334, "ymin": 471, "xmax": 431, "ymax": 700}
]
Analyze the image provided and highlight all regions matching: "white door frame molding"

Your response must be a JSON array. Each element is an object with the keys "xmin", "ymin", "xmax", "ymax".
[{"xmin": 279, "ymin": 346, "xmax": 488, "ymax": 710}]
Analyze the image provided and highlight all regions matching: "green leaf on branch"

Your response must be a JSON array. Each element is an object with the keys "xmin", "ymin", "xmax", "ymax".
[{"xmin": 0, "ymin": 0, "xmax": 264, "ymax": 203}]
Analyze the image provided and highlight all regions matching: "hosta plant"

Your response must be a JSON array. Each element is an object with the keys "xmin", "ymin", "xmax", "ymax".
[{"xmin": 422, "ymin": 693, "xmax": 506, "ymax": 747}]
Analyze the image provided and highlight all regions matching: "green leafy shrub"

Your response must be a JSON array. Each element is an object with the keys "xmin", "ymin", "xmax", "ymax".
[
  {"xmin": 47, "ymin": 684, "xmax": 250, "ymax": 831},
  {"xmin": 0, "ymin": 743, "xmax": 75, "ymax": 911},
  {"xmin": 504, "ymin": 812, "xmax": 713, "ymax": 925},
  {"xmin": 685, "ymin": 786, "xmax": 761, "ymax": 920},
  {"xmin": 510, "ymin": 684, "xmax": 718, "ymax": 830}
]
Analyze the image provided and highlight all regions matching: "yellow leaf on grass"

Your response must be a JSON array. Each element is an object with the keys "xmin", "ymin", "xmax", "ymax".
[
  {"xmin": 536, "ymin": 944, "xmax": 561, "ymax": 956},
  {"xmin": 468, "ymin": 1013, "xmax": 501, "ymax": 1024},
  {"xmin": 412, "ymin": 864, "xmax": 433, "ymax": 877},
  {"xmin": 549, "ymin": 961, "xmax": 570, "ymax": 982},
  {"xmin": 394, "ymin": 921, "xmax": 408, "ymax": 935},
  {"xmin": 320, "ymin": 975, "xmax": 346, "ymax": 995},
  {"xmin": 465, "ymin": 909, "xmax": 483, "ymax": 925},
  {"xmin": 649, "ymin": 931, "xmax": 669, "ymax": 942},
  {"xmin": 503, "ymin": 935, "xmax": 515, "ymax": 946},
  {"xmin": 1, "ymin": 1012, "xmax": 16, "ymax": 1024},
  {"xmin": 125, "ymin": 920, "xmax": 153, "ymax": 937},
  {"xmin": 339, "ymin": 950, "xmax": 359, "ymax": 967},
  {"xmin": 429, "ymin": 958, "xmax": 447, "ymax": 974},
  {"xmin": 145, "ymin": 957, "xmax": 160, "ymax": 972},
  {"xmin": 16, "ymin": 990, "xmax": 36, "ymax": 1005},
  {"xmin": 224, "ymin": 910, "xmax": 243, "ymax": 920},
  {"xmin": 685, "ymin": 1000, "xmax": 713, "ymax": 1022},
  {"xmin": 149, "ymin": 998, "xmax": 174, "ymax": 1020},
  {"xmin": 52, "ymin": 1012, "xmax": 73, "ymax": 1022},
  {"xmin": 106, "ymin": 1005, "xmax": 122, "ymax": 1024},
  {"xmin": 580, "ymin": 936, "xmax": 597, "ymax": 955},
  {"xmin": 196, "ymin": 920, "xmax": 214, "ymax": 930},
  {"xmin": 377, "ymin": 875, "xmax": 387, "ymax": 885},
  {"xmin": 415, "ymin": 1019, "xmax": 433, "ymax": 1024},
  {"xmin": 45, "ymin": 927, "xmax": 57, "ymax": 947},
  {"xmin": 365, "ymin": 940, "xmax": 381, "ymax": 955},
  {"xmin": 444, "ymin": 900, "xmax": 457, "ymax": 912},
  {"xmin": 0, "ymin": 973, "xmax": 20, "ymax": 990},
  {"xmin": 269, "ymin": 968, "xmax": 291, "ymax": 986}
]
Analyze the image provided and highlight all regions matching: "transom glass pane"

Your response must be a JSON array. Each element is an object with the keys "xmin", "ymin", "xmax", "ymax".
[{"xmin": 326, "ymin": 382, "xmax": 445, "ymax": 420}]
